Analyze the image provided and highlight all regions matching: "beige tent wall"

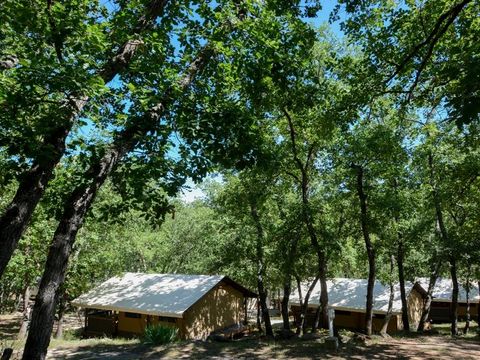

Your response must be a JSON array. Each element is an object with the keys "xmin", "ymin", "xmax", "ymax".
[
  {"xmin": 182, "ymin": 282, "xmax": 244, "ymax": 340},
  {"xmin": 117, "ymin": 312, "xmax": 148, "ymax": 335},
  {"xmin": 290, "ymin": 305, "xmax": 400, "ymax": 333},
  {"xmin": 407, "ymin": 288, "xmax": 424, "ymax": 329},
  {"xmin": 430, "ymin": 301, "xmax": 479, "ymax": 322}
]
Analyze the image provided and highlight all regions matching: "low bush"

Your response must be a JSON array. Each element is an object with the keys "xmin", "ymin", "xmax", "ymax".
[{"xmin": 143, "ymin": 325, "xmax": 178, "ymax": 345}]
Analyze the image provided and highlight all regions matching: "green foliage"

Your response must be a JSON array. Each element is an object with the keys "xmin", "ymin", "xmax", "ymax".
[{"xmin": 143, "ymin": 325, "xmax": 178, "ymax": 345}]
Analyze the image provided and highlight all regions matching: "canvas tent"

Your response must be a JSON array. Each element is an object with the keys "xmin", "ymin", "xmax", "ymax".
[
  {"xmin": 417, "ymin": 278, "xmax": 480, "ymax": 322},
  {"xmin": 289, "ymin": 278, "xmax": 425, "ymax": 333},
  {"xmin": 72, "ymin": 273, "xmax": 256, "ymax": 339}
]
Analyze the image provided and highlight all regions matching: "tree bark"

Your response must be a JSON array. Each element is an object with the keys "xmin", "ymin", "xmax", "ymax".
[
  {"xmin": 397, "ymin": 237, "xmax": 410, "ymax": 332},
  {"xmin": 298, "ymin": 275, "xmax": 319, "ymax": 336},
  {"xmin": 392, "ymin": 179, "xmax": 409, "ymax": 332},
  {"xmin": 463, "ymin": 271, "xmax": 471, "ymax": 334},
  {"xmin": 54, "ymin": 292, "xmax": 67, "ymax": 339},
  {"xmin": 352, "ymin": 164, "xmax": 375, "ymax": 336},
  {"xmin": 428, "ymin": 152, "xmax": 458, "ymax": 336},
  {"xmin": 477, "ymin": 281, "xmax": 480, "ymax": 329},
  {"xmin": 449, "ymin": 256, "xmax": 459, "ymax": 335},
  {"xmin": 22, "ymin": 47, "xmax": 211, "ymax": 360},
  {"xmin": 283, "ymin": 109, "xmax": 328, "ymax": 330},
  {"xmin": 0, "ymin": 0, "xmax": 171, "ymax": 280},
  {"xmin": 281, "ymin": 281, "xmax": 291, "ymax": 330},
  {"xmin": 249, "ymin": 202, "xmax": 273, "ymax": 337},
  {"xmin": 380, "ymin": 255, "xmax": 395, "ymax": 336},
  {"xmin": 17, "ymin": 286, "xmax": 31, "ymax": 339},
  {"xmin": 417, "ymin": 260, "xmax": 441, "ymax": 332},
  {"xmin": 280, "ymin": 230, "xmax": 300, "ymax": 331}
]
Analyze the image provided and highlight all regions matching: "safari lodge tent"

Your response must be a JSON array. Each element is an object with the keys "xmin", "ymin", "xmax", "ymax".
[
  {"xmin": 72, "ymin": 273, "xmax": 257, "ymax": 340},
  {"xmin": 418, "ymin": 278, "xmax": 479, "ymax": 323},
  {"xmin": 289, "ymin": 278, "xmax": 425, "ymax": 333}
]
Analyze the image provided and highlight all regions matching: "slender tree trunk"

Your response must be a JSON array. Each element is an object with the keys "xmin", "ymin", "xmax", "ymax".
[
  {"xmin": 298, "ymin": 275, "xmax": 319, "ymax": 336},
  {"xmin": 281, "ymin": 281, "xmax": 292, "ymax": 330},
  {"xmin": 249, "ymin": 203, "xmax": 273, "ymax": 337},
  {"xmin": 54, "ymin": 292, "xmax": 67, "ymax": 339},
  {"xmin": 417, "ymin": 260, "xmax": 441, "ymax": 332},
  {"xmin": 477, "ymin": 281, "xmax": 480, "ymax": 329},
  {"xmin": 392, "ymin": 178, "xmax": 410, "ymax": 332},
  {"xmin": 22, "ymin": 47, "xmax": 211, "ymax": 360},
  {"xmin": 281, "ymin": 231, "xmax": 300, "ymax": 331},
  {"xmin": 0, "ymin": 0, "xmax": 171, "ymax": 280},
  {"xmin": 380, "ymin": 255, "xmax": 395, "ymax": 336},
  {"xmin": 256, "ymin": 301, "xmax": 262, "ymax": 331},
  {"xmin": 17, "ymin": 286, "xmax": 31, "ymax": 339},
  {"xmin": 397, "ymin": 238, "xmax": 410, "ymax": 332},
  {"xmin": 284, "ymin": 109, "xmax": 329, "ymax": 330},
  {"xmin": 352, "ymin": 164, "xmax": 375, "ymax": 336},
  {"xmin": 450, "ymin": 256, "xmax": 459, "ymax": 335},
  {"xmin": 428, "ymin": 151, "xmax": 458, "ymax": 335},
  {"xmin": 464, "ymin": 273, "xmax": 471, "ymax": 334}
]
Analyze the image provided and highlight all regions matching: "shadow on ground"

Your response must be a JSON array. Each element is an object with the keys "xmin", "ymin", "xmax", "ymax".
[{"xmin": 47, "ymin": 334, "xmax": 480, "ymax": 360}]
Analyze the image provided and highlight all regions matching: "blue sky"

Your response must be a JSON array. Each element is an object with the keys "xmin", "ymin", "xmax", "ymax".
[{"xmin": 96, "ymin": 0, "xmax": 345, "ymax": 202}]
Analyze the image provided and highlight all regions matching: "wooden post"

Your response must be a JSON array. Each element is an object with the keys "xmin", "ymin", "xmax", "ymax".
[
  {"xmin": 243, "ymin": 298, "xmax": 248, "ymax": 325},
  {"xmin": 328, "ymin": 307, "xmax": 335, "ymax": 337}
]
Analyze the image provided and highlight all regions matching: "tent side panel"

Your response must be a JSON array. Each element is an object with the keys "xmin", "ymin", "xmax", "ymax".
[
  {"xmin": 117, "ymin": 312, "xmax": 148, "ymax": 336},
  {"xmin": 183, "ymin": 283, "xmax": 243, "ymax": 340},
  {"xmin": 290, "ymin": 305, "xmax": 399, "ymax": 333}
]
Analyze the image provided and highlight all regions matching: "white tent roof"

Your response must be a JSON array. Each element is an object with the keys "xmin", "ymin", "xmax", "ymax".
[
  {"xmin": 71, "ymin": 273, "xmax": 228, "ymax": 318},
  {"xmin": 289, "ymin": 278, "xmax": 415, "ymax": 314},
  {"xmin": 416, "ymin": 277, "xmax": 480, "ymax": 302}
]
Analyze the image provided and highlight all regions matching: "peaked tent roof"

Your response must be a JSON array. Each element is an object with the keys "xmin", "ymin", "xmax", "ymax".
[
  {"xmin": 289, "ymin": 278, "xmax": 415, "ymax": 314},
  {"xmin": 416, "ymin": 277, "xmax": 480, "ymax": 302},
  {"xmin": 72, "ymin": 273, "xmax": 255, "ymax": 318}
]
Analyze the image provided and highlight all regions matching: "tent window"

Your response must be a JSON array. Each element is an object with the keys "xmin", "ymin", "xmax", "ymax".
[
  {"xmin": 335, "ymin": 310, "xmax": 351, "ymax": 316},
  {"xmin": 158, "ymin": 316, "xmax": 176, "ymax": 323},
  {"xmin": 125, "ymin": 312, "xmax": 141, "ymax": 318},
  {"xmin": 432, "ymin": 302, "xmax": 450, "ymax": 308},
  {"xmin": 373, "ymin": 314, "xmax": 386, "ymax": 319}
]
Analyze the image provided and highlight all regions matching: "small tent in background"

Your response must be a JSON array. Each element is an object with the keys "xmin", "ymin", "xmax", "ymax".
[
  {"xmin": 72, "ymin": 273, "xmax": 257, "ymax": 340},
  {"xmin": 417, "ymin": 278, "xmax": 480, "ymax": 323},
  {"xmin": 289, "ymin": 278, "xmax": 425, "ymax": 333}
]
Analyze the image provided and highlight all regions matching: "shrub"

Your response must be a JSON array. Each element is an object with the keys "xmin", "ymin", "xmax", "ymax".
[{"xmin": 143, "ymin": 325, "xmax": 178, "ymax": 345}]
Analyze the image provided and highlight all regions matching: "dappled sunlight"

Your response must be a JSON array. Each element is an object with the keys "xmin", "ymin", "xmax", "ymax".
[
  {"xmin": 290, "ymin": 278, "xmax": 415, "ymax": 313},
  {"xmin": 72, "ymin": 273, "xmax": 226, "ymax": 317},
  {"xmin": 416, "ymin": 278, "xmax": 480, "ymax": 301}
]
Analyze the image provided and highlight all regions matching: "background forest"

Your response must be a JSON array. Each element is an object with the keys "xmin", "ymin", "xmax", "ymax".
[{"xmin": 0, "ymin": 0, "xmax": 479, "ymax": 359}]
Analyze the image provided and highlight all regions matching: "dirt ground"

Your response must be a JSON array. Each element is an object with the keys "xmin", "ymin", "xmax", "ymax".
[{"xmin": 1, "ymin": 312, "xmax": 480, "ymax": 359}]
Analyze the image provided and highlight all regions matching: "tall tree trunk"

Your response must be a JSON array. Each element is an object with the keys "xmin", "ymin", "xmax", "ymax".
[
  {"xmin": 249, "ymin": 203, "xmax": 273, "ymax": 337},
  {"xmin": 284, "ymin": 109, "xmax": 329, "ymax": 330},
  {"xmin": 427, "ymin": 151, "xmax": 458, "ymax": 336},
  {"xmin": 477, "ymin": 281, "xmax": 480, "ymax": 329},
  {"xmin": 22, "ymin": 47, "xmax": 211, "ymax": 360},
  {"xmin": 392, "ymin": 178, "xmax": 409, "ymax": 332},
  {"xmin": 54, "ymin": 292, "xmax": 67, "ymax": 339},
  {"xmin": 280, "ymin": 230, "xmax": 300, "ymax": 331},
  {"xmin": 450, "ymin": 256, "xmax": 459, "ymax": 335},
  {"xmin": 0, "ymin": 0, "xmax": 171, "ymax": 280},
  {"xmin": 298, "ymin": 275, "xmax": 319, "ymax": 336},
  {"xmin": 352, "ymin": 164, "xmax": 375, "ymax": 336},
  {"xmin": 256, "ymin": 301, "xmax": 262, "ymax": 331},
  {"xmin": 17, "ymin": 286, "xmax": 31, "ymax": 339},
  {"xmin": 417, "ymin": 260, "xmax": 441, "ymax": 332},
  {"xmin": 463, "ymin": 270, "xmax": 471, "ymax": 335},
  {"xmin": 281, "ymin": 281, "xmax": 292, "ymax": 330},
  {"xmin": 397, "ymin": 237, "xmax": 410, "ymax": 332},
  {"xmin": 380, "ymin": 255, "xmax": 395, "ymax": 336}
]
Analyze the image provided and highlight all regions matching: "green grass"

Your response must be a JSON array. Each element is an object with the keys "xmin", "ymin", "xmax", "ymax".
[{"xmin": 143, "ymin": 325, "xmax": 178, "ymax": 345}]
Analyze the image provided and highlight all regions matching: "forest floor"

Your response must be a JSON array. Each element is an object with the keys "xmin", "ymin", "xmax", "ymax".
[{"xmin": 1, "ymin": 312, "xmax": 479, "ymax": 359}]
